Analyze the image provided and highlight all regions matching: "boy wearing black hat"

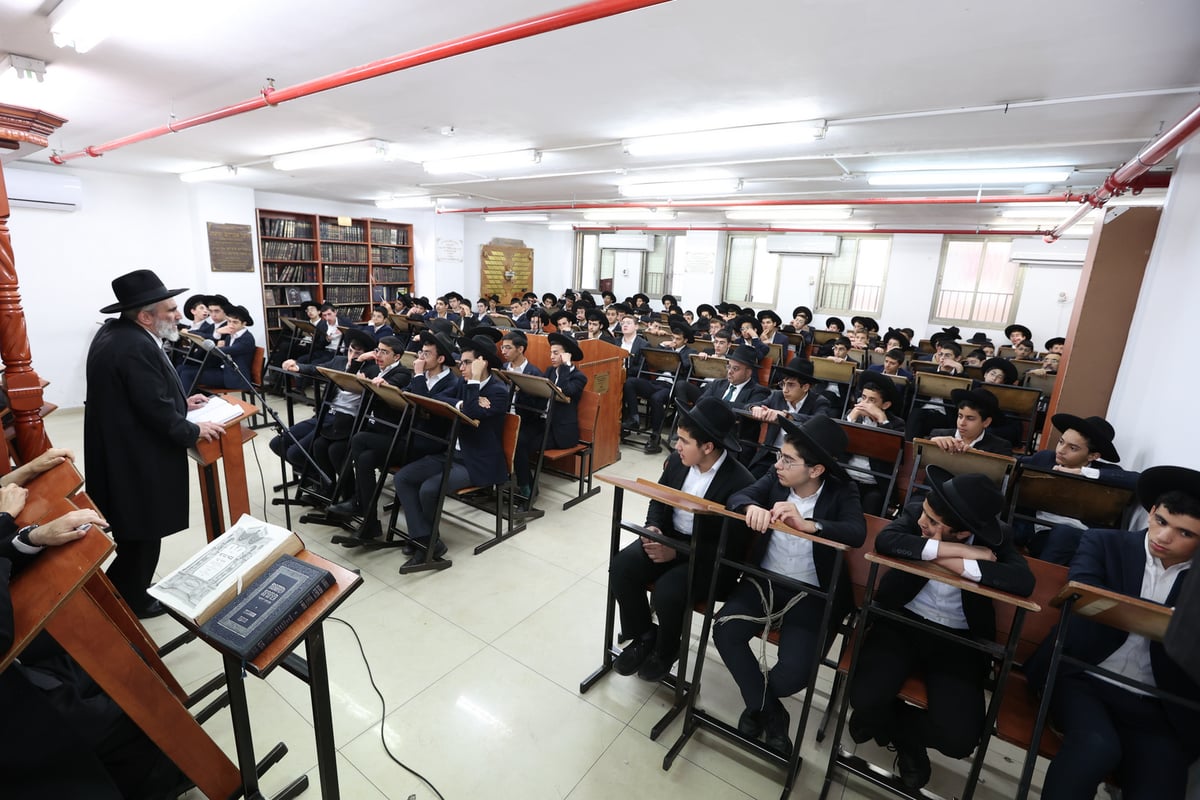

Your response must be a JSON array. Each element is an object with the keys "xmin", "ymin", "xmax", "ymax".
[
  {"xmin": 733, "ymin": 315, "xmax": 770, "ymax": 358},
  {"xmin": 849, "ymin": 466, "xmax": 1035, "ymax": 790},
  {"xmin": 512, "ymin": 333, "xmax": 587, "ymax": 502},
  {"xmin": 717, "ymin": 416, "xmax": 865, "ymax": 754},
  {"xmin": 1025, "ymin": 466, "xmax": 1200, "ymax": 800},
  {"xmin": 844, "ymin": 371, "xmax": 905, "ymax": 514},
  {"xmin": 1044, "ymin": 336, "xmax": 1066, "ymax": 354},
  {"xmin": 179, "ymin": 304, "xmax": 257, "ymax": 392},
  {"xmin": 928, "ymin": 388, "xmax": 1012, "ymax": 456},
  {"xmin": 610, "ymin": 398, "xmax": 754, "ymax": 682},
  {"xmin": 747, "ymin": 357, "xmax": 831, "ymax": 477},
  {"xmin": 581, "ymin": 308, "xmax": 615, "ymax": 343},
  {"xmin": 621, "ymin": 319, "xmax": 695, "ymax": 453},
  {"xmin": 1005, "ymin": 324, "xmax": 1032, "ymax": 347}
]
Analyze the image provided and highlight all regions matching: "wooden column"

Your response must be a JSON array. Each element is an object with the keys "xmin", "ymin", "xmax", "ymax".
[
  {"xmin": 0, "ymin": 104, "xmax": 67, "ymax": 463},
  {"xmin": 1041, "ymin": 206, "xmax": 1162, "ymax": 443}
]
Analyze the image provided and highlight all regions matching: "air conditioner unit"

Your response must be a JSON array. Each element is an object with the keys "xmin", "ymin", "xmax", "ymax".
[
  {"xmin": 598, "ymin": 233, "xmax": 654, "ymax": 251},
  {"xmin": 5, "ymin": 168, "xmax": 83, "ymax": 212},
  {"xmin": 765, "ymin": 234, "xmax": 840, "ymax": 256},
  {"xmin": 1009, "ymin": 236, "xmax": 1087, "ymax": 265}
]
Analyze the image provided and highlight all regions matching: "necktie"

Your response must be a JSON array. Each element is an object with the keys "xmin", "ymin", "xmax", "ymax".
[{"xmin": 723, "ymin": 383, "xmax": 736, "ymax": 402}]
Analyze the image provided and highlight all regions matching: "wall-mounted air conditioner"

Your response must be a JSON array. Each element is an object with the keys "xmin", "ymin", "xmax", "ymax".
[
  {"xmin": 765, "ymin": 234, "xmax": 840, "ymax": 256},
  {"xmin": 5, "ymin": 168, "xmax": 83, "ymax": 212},
  {"xmin": 1009, "ymin": 236, "xmax": 1088, "ymax": 265},
  {"xmin": 598, "ymin": 233, "xmax": 655, "ymax": 251}
]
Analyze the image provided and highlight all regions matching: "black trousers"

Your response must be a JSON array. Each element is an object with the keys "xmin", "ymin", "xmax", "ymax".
[
  {"xmin": 610, "ymin": 534, "xmax": 714, "ymax": 661},
  {"xmin": 623, "ymin": 378, "xmax": 672, "ymax": 432},
  {"xmin": 848, "ymin": 612, "xmax": 987, "ymax": 758},
  {"xmin": 1043, "ymin": 673, "xmax": 1197, "ymax": 800},
  {"xmin": 714, "ymin": 577, "xmax": 827, "ymax": 710},
  {"xmin": 104, "ymin": 537, "xmax": 162, "ymax": 610}
]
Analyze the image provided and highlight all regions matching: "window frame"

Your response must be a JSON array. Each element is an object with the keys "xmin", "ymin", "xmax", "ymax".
[
  {"xmin": 813, "ymin": 234, "xmax": 891, "ymax": 317},
  {"xmin": 722, "ymin": 233, "xmax": 782, "ymax": 308},
  {"xmin": 929, "ymin": 236, "xmax": 1025, "ymax": 327}
]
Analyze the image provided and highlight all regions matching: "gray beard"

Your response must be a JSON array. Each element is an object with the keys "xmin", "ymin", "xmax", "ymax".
[{"xmin": 155, "ymin": 319, "xmax": 181, "ymax": 342}]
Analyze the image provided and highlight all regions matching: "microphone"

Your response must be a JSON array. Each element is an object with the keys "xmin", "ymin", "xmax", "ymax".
[{"xmin": 200, "ymin": 338, "xmax": 233, "ymax": 363}]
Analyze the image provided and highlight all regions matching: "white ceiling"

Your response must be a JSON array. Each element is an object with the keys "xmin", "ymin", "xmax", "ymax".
[{"xmin": 2, "ymin": 0, "xmax": 1198, "ymax": 230}]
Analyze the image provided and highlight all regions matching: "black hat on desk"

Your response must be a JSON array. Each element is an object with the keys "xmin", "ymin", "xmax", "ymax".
[
  {"xmin": 676, "ymin": 397, "xmax": 742, "ymax": 453},
  {"xmin": 100, "ymin": 269, "xmax": 188, "ymax": 314},
  {"xmin": 925, "ymin": 465, "xmax": 1005, "ymax": 545}
]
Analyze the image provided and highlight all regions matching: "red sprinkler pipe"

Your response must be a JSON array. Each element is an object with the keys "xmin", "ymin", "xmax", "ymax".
[
  {"xmin": 441, "ymin": 194, "xmax": 1086, "ymax": 214},
  {"xmin": 572, "ymin": 226, "xmax": 1050, "ymax": 235},
  {"xmin": 1045, "ymin": 100, "xmax": 1200, "ymax": 241},
  {"xmin": 49, "ymin": 0, "xmax": 670, "ymax": 164}
]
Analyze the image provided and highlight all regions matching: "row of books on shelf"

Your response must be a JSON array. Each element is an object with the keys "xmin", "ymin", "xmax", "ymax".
[
  {"xmin": 319, "ymin": 220, "xmax": 366, "ymax": 242},
  {"xmin": 323, "ymin": 265, "xmax": 370, "ymax": 283},
  {"xmin": 370, "ymin": 246, "xmax": 410, "ymax": 264},
  {"xmin": 263, "ymin": 241, "xmax": 316, "ymax": 260},
  {"xmin": 319, "ymin": 242, "xmax": 369, "ymax": 263},
  {"xmin": 325, "ymin": 286, "xmax": 371, "ymax": 305},
  {"xmin": 373, "ymin": 266, "xmax": 410, "ymax": 282},
  {"xmin": 370, "ymin": 227, "xmax": 409, "ymax": 245},
  {"xmin": 260, "ymin": 217, "xmax": 314, "ymax": 239},
  {"xmin": 264, "ymin": 264, "xmax": 319, "ymax": 282}
]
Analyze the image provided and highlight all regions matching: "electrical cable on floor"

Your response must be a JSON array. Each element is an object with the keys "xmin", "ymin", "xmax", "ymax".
[{"xmin": 327, "ymin": 616, "xmax": 446, "ymax": 800}]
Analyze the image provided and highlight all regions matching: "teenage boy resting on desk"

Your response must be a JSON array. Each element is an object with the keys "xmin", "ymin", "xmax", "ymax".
[
  {"xmin": 848, "ymin": 466, "xmax": 1035, "ymax": 791},
  {"xmin": 843, "ymin": 371, "xmax": 905, "ymax": 515},
  {"xmin": 1024, "ymin": 466, "xmax": 1200, "ymax": 800},
  {"xmin": 609, "ymin": 398, "xmax": 754, "ymax": 683},
  {"xmin": 926, "ymin": 387, "xmax": 1013, "ymax": 456},
  {"xmin": 716, "ymin": 415, "xmax": 865, "ymax": 755}
]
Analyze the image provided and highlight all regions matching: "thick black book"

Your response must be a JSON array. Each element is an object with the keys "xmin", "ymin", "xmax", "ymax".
[{"xmin": 200, "ymin": 555, "xmax": 334, "ymax": 660}]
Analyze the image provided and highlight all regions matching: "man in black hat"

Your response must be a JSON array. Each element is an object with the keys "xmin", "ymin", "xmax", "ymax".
[
  {"xmin": 392, "ymin": 335, "xmax": 508, "ymax": 566},
  {"xmin": 844, "ymin": 371, "xmax": 906, "ymax": 514},
  {"xmin": 716, "ymin": 415, "xmax": 865, "ymax": 754},
  {"xmin": 1005, "ymin": 323, "xmax": 1032, "ymax": 348},
  {"xmin": 581, "ymin": 308, "xmax": 615, "ymax": 343},
  {"xmin": 928, "ymin": 387, "xmax": 1012, "ymax": 456},
  {"xmin": 1044, "ymin": 336, "xmax": 1066, "ymax": 355},
  {"xmin": 621, "ymin": 318, "xmax": 695, "ymax": 454},
  {"xmin": 849, "ymin": 466, "xmax": 1035, "ymax": 790},
  {"xmin": 609, "ymin": 398, "xmax": 754, "ymax": 683},
  {"xmin": 1013, "ymin": 413, "xmax": 1138, "ymax": 562},
  {"xmin": 85, "ymin": 269, "xmax": 227, "ymax": 617},
  {"xmin": 747, "ymin": 357, "xmax": 831, "ymax": 477},
  {"xmin": 1025, "ymin": 466, "xmax": 1200, "ymax": 800},
  {"xmin": 512, "ymin": 333, "xmax": 587, "ymax": 503}
]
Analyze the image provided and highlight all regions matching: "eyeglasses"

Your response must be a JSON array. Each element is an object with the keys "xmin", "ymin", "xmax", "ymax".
[
  {"xmin": 775, "ymin": 454, "xmax": 805, "ymax": 469},
  {"xmin": 375, "ymin": 348, "xmax": 394, "ymax": 355}
]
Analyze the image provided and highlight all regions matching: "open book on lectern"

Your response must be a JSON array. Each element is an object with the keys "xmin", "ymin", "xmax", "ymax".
[{"xmin": 148, "ymin": 514, "xmax": 304, "ymax": 625}]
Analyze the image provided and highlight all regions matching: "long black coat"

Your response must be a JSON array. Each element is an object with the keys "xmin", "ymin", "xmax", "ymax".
[{"xmin": 85, "ymin": 319, "xmax": 199, "ymax": 541}]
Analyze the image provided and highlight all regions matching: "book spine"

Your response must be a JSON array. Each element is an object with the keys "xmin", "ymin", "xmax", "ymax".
[{"xmin": 240, "ymin": 572, "xmax": 335, "ymax": 660}]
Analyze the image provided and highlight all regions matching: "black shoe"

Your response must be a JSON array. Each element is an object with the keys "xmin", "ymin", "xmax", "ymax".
[
  {"xmin": 621, "ymin": 415, "xmax": 640, "ymax": 432},
  {"xmin": 636, "ymin": 651, "xmax": 675, "ymax": 683},
  {"xmin": 642, "ymin": 438, "xmax": 663, "ymax": 455},
  {"xmin": 764, "ymin": 701, "xmax": 792, "ymax": 755},
  {"xmin": 326, "ymin": 499, "xmax": 362, "ymax": 519},
  {"xmin": 133, "ymin": 599, "xmax": 168, "ymax": 620},
  {"xmin": 848, "ymin": 710, "xmax": 890, "ymax": 746},
  {"xmin": 340, "ymin": 518, "xmax": 382, "ymax": 547},
  {"xmin": 895, "ymin": 741, "xmax": 931, "ymax": 790},
  {"xmin": 738, "ymin": 708, "xmax": 765, "ymax": 739},
  {"xmin": 401, "ymin": 538, "xmax": 447, "ymax": 567},
  {"xmin": 613, "ymin": 631, "xmax": 656, "ymax": 676}
]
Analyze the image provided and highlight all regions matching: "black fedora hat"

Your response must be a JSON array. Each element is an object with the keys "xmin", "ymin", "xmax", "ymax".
[
  {"xmin": 966, "ymin": 331, "xmax": 993, "ymax": 346},
  {"xmin": 758, "ymin": 309, "xmax": 783, "ymax": 327},
  {"xmin": 792, "ymin": 305, "xmax": 813, "ymax": 322},
  {"xmin": 1004, "ymin": 324, "xmax": 1032, "ymax": 342},
  {"xmin": 181, "ymin": 293, "xmax": 208, "ymax": 313},
  {"xmin": 776, "ymin": 356, "xmax": 816, "ymax": 384},
  {"xmin": 100, "ymin": 269, "xmax": 187, "ymax": 314},
  {"xmin": 728, "ymin": 344, "xmax": 761, "ymax": 369},
  {"xmin": 342, "ymin": 327, "xmax": 376, "ymax": 353},
  {"xmin": 851, "ymin": 315, "xmax": 879, "ymax": 332},
  {"xmin": 547, "ymin": 332, "xmax": 584, "ymax": 362},
  {"xmin": 696, "ymin": 303, "xmax": 718, "ymax": 319},
  {"xmin": 227, "ymin": 304, "xmax": 255, "ymax": 326},
  {"xmin": 857, "ymin": 370, "xmax": 899, "ymax": 407},
  {"xmin": 668, "ymin": 318, "xmax": 695, "ymax": 343},
  {"xmin": 950, "ymin": 387, "xmax": 999, "ymax": 420},
  {"xmin": 417, "ymin": 330, "xmax": 458, "ymax": 363},
  {"xmin": 882, "ymin": 328, "xmax": 911, "ymax": 351},
  {"xmin": 470, "ymin": 325, "xmax": 503, "ymax": 343},
  {"xmin": 584, "ymin": 308, "xmax": 605, "ymax": 323},
  {"xmin": 778, "ymin": 415, "xmax": 849, "ymax": 481},
  {"xmin": 925, "ymin": 465, "xmax": 1005, "ymax": 545},
  {"xmin": 676, "ymin": 397, "xmax": 742, "ymax": 453},
  {"xmin": 1051, "ymin": 413, "xmax": 1120, "ymax": 463},
  {"xmin": 733, "ymin": 314, "xmax": 762, "ymax": 335},
  {"xmin": 930, "ymin": 326, "xmax": 961, "ymax": 345},
  {"xmin": 1044, "ymin": 336, "xmax": 1066, "ymax": 350},
  {"xmin": 980, "ymin": 356, "xmax": 1019, "ymax": 386},
  {"xmin": 460, "ymin": 335, "xmax": 503, "ymax": 370},
  {"xmin": 549, "ymin": 309, "xmax": 573, "ymax": 327},
  {"xmin": 1136, "ymin": 466, "xmax": 1200, "ymax": 511}
]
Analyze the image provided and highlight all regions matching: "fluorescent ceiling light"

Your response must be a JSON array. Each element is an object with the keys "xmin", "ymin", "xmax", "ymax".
[
  {"xmin": 619, "ymin": 178, "xmax": 742, "ymax": 198},
  {"xmin": 178, "ymin": 165, "xmax": 237, "ymax": 183},
  {"xmin": 1107, "ymin": 195, "xmax": 1167, "ymax": 207},
  {"xmin": 375, "ymin": 196, "xmax": 434, "ymax": 209},
  {"xmin": 867, "ymin": 168, "xmax": 1073, "ymax": 187},
  {"xmin": 725, "ymin": 207, "xmax": 853, "ymax": 221},
  {"xmin": 582, "ymin": 209, "xmax": 677, "ymax": 222},
  {"xmin": 997, "ymin": 206, "xmax": 1099, "ymax": 220},
  {"xmin": 48, "ymin": 0, "xmax": 119, "ymax": 53},
  {"xmin": 272, "ymin": 140, "xmax": 391, "ymax": 171},
  {"xmin": 483, "ymin": 213, "xmax": 549, "ymax": 223},
  {"xmin": 548, "ymin": 223, "xmax": 576, "ymax": 231},
  {"xmin": 423, "ymin": 149, "xmax": 540, "ymax": 175},
  {"xmin": 623, "ymin": 120, "xmax": 826, "ymax": 157}
]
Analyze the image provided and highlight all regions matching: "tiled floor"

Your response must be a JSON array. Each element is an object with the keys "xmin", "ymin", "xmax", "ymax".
[{"xmin": 43, "ymin": 402, "xmax": 1058, "ymax": 800}]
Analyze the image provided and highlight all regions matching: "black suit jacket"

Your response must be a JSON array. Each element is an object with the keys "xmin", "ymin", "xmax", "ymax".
[
  {"xmin": 1018, "ymin": 449, "xmax": 1139, "ymax": 490},
  {"xmin": 456, "ymin": 377, "xmax": 512, "ymax": 486},
  {"xmin": 929, "ymin": 427, "xmax": 1013, "ymax": 456},
  {"xmin": 1024, "ymin": 528, "xmax": 1200, "ymax": 747},
  {"xmin": 543, "ymin": 364, "xmax": 588, "ymax": 448},
  {"xmin": 875, "ymin": 501, "xmax": 1035, "ymax": 640},
  {"xmin": 645, "ymin": 451, "xmax": 755, "ymax": 598}
]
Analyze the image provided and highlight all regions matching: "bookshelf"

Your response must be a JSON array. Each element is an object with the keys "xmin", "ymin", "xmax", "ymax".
[{"xmin": 257, "ymin": 209, "xmax": 414, "ymax": 345}]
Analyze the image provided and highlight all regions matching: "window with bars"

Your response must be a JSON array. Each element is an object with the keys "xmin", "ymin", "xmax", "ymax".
[
  {"xmin": 930, "ymin": 237, "xmax": 1022, "ymax": 326},
  {"xmin": 816, "ymin": 236, "xmax": 889, "ymax": 315},
  {"xmin": 723, "ymin": 234, "xmax": 781, "ymax": 306}
]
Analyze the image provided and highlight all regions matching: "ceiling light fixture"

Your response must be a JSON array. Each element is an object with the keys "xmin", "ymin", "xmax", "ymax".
[
  {"xmin": 725, "ymin": 207, "xmax": 853, "ymax": 221},
  {"xmin": 867, "ymin": 168, "xmax": 1073, "ymax": 187},
  {"xmin": 618, "ymin": 178, "xmax": 743, "ymax": 198},
  {"xmin": 375, "ymin": 196, "xmax": 435, "ymax": 209},
  {"xmin": 48, "ymin": 0, "xmax": 119, "ymax": 53},
  {"xmin": 483, "ymin": 213, "xmax": 550, "ymax": 223},
  {"xmin": 271, "ymin": 139, "xmax": 391, "ymax": 171},
  {"xmin": 178, "ymin": 165, "xmax": 237, "ymax": 183},
  {"xmin": 0, "ymin": 54, "xmax": 47, "ymax": 83},
  {"xmin": 548, "ymin": 223, "xmax": 576, "ymax": 231},
  {"xmin": 423, "ymin": 149, "xmax": 540, "ymax": 175},
  {"xmin": 622, "ymin": 120, "xmax": 826, "ymax": 157},
  {"xmin": 996, "ymin": 206, "xmax": 1100, "ymax": 220},
  {"xmin": 582, "ymin": 209, "xmax": 677, "ymax": 222}
]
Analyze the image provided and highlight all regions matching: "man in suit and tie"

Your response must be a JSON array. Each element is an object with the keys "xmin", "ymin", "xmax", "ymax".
[
  {"xmin": 1025, "ymin": 466, "xmax": 1200, "ymax": 800},
  {"xmin": 700, "ymin": 343, "xmax": 772, "ymax": 460},
  {"xmin": 85, "ymin": 270, "xmax": 226, "ymax": 618},
  {"xmin": 609, "ymin": 398, "xmax": 755, "ymax": 683},
  {"xmin": 392, "ymin": 334, "xmax": 509, "ymax": 567}
]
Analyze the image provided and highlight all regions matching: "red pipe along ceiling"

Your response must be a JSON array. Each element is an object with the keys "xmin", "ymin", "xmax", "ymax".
[
  {"xmin": 1046, "ymin": 99, "xmax": 1200, "ymax": 241},
  {"xmin": 48, "ymin": 0, "xmax": 671, "ymax": 164},
  {"xmin": 441, "ymin": 194, "xmax": 1088, "ymax": 213},
  {"xmin": 572, "ymin": 226, "xmax": 1050, "ymax": 236}
]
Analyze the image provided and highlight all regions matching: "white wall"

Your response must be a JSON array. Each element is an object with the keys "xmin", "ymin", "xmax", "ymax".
[
  {"xmin": 1106, "ymin": 140, "xmax": 1200, "ymax": 471},
  {"xmin": 460, "ymin": 218, "xmax": 574, "ymax": 302}
]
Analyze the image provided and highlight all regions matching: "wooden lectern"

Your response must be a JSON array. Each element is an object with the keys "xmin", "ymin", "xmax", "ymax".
[{"xmin": 191, "ymin": 396, "xmax": 260, "ymax": 541}]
